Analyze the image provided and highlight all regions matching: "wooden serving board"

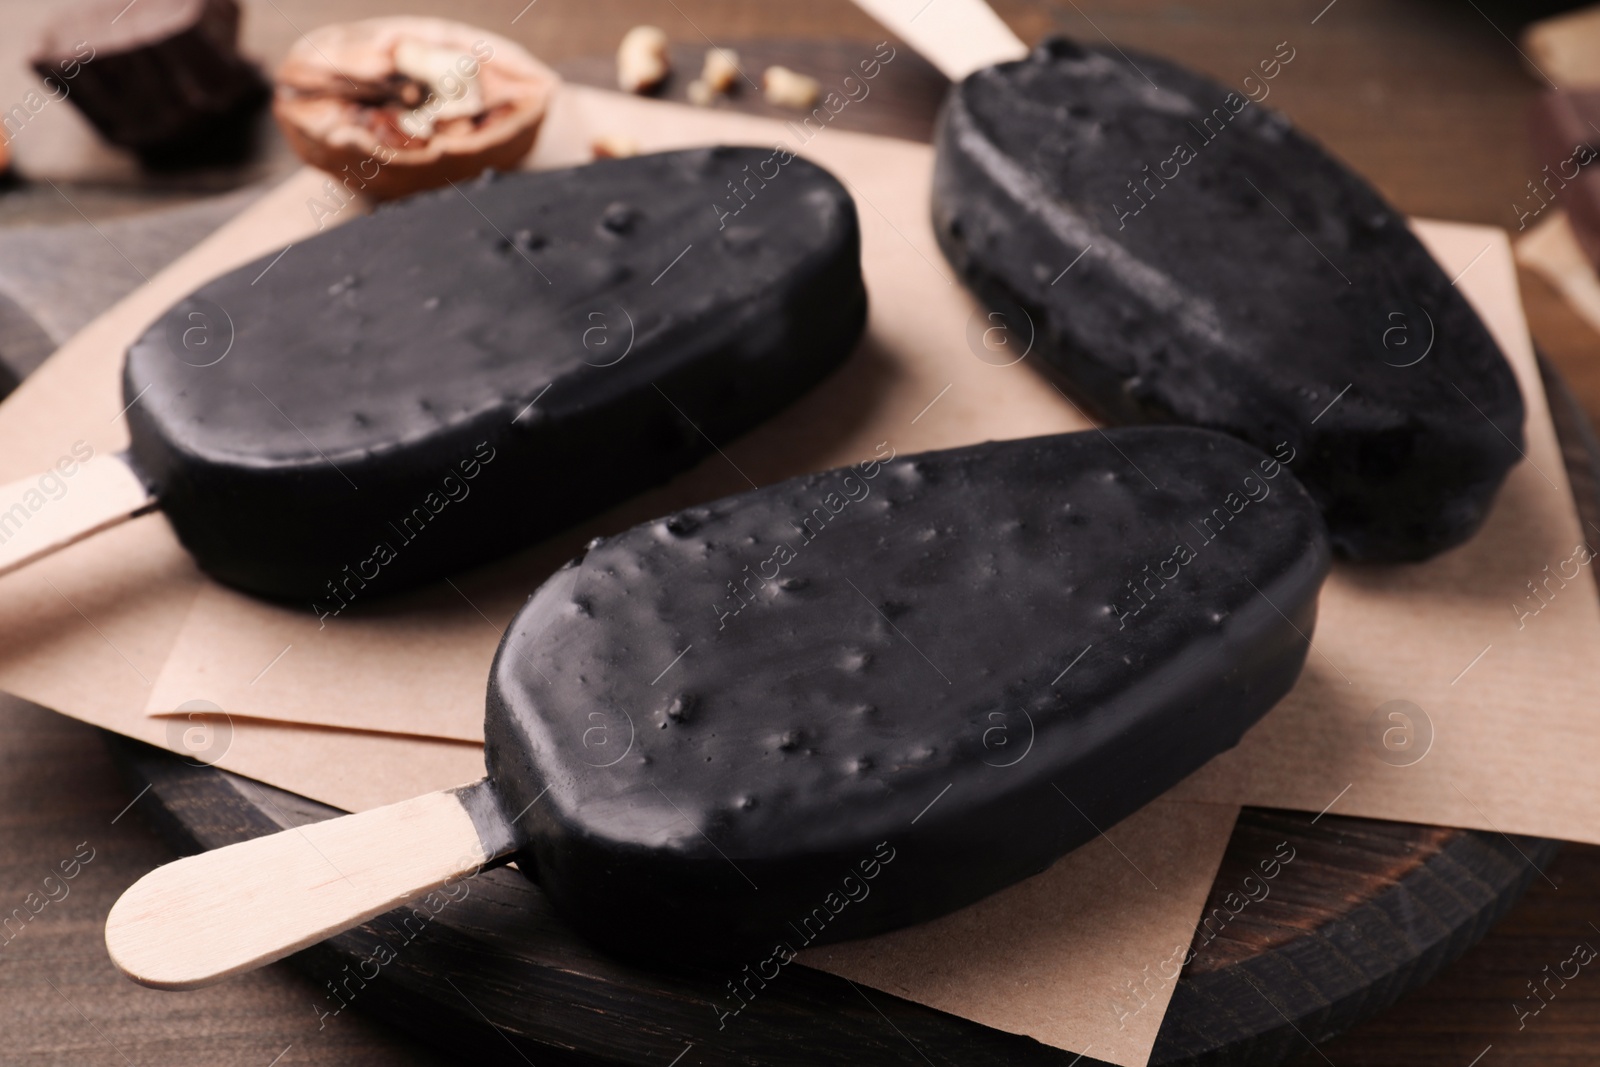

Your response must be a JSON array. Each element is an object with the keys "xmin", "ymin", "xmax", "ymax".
[
  {"xmin": 96, "ymin": 354, "xmax": 1591, "ymax": 1066},
  {"xmin": 0, "ymin": 37, "xmax": 1569, "ymax": 1067}
]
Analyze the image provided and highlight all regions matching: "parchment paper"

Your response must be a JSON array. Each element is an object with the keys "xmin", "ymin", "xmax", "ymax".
[
  {"xmin": 145, "ymin": 88, "xmax": 1110, "ymax": 740},
  {"xmin": 0, "ymin": 86, "xmax": 1246, "ymax": 1065},
  {"xmin": 1515, "ymin": 209, "xmax": 1600, "ymax": 337},
  {"xmin": 0, "ymin": 169, "xmax": 485, "ymax": 816},
  {"xmin": 1, "ymin": 85, "xmax": 1583, "ymax": 1065},
  {"xmin": 1169, "ymin": 220, "xmax": 1600, "ymax": 849},
  {"xmin": 804, "ymin": 799, "xmax": 1242, "ymax": 1067},
  {"xmin": 143, "ymin": 90, "xmax": 1600, "ymax": 863}
]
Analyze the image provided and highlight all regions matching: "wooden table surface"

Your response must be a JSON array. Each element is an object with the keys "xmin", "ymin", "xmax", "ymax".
[{"xmin": 4, "ymin": 1, "xmax": 1600, "ymax": 1064}]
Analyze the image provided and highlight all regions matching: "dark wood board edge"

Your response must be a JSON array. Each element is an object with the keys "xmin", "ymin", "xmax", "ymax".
[{"xmin": 1155, "ymin": 811, "xmax": 1556, "ymax": 1064}]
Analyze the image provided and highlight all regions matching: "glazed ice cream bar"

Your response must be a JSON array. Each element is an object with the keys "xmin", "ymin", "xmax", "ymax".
[
  {"xmin": 107, "ymin": 426, "xmax": 1331, "ymax": 983},
  {"xmin": 0, "ymin": 148, "xmax": 866, "ymax": 605},
  {"xmin": 931, "ymin": 38, "xmax": 1525, "ymax": 562}
]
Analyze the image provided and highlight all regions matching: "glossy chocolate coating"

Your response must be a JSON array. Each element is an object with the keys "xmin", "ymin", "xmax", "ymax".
[
  {"xmin": 932, "ymin": 38, "xmax": 1524, "ymax": 562},
  {"xmin": 485, "ymin": 427, "xmax": 1330, "ymax": 961},
  {"xmin": 123, "ymin": 148, "xmax": 866, "ymax": 603}
]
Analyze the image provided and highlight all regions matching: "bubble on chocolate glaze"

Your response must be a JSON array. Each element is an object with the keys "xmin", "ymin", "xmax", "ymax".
[
  {"xmin": 570, "ymin": 597, "xmax": 592, "ymax": 618},
  {"xmin": 779, "ymin": 576, "xmax": 807, "ymax": 591},
  {"xmin": 327, "ymin": 274, "xmax": 359, "ymax": 296},
  {"xmin": 600, "ymin": 202, "xmax": 640, "ymax": 235},
  {"xmin": 663, "ymin": 693, "xmax": 695, "ymax": 724},
  {"xmin": 735, "ymin": 794, "xmax": 759, "ymax": 811},
  {"xmin": 722, "ymin": 226, "xmax": 762, "ymax": 254},
  {"xmin": 849, "ymin": 755, "xmax": 874, "ymax": 774},
  {"xmin": 839, "ymin": 649, "xmax": 873, "ymax": 673},
  {"xmin": 512, "ymin": 400, "xmax": 547, "ymax": 426},
  {"xmin": 663, "ymin": 513, "xmax": 698, "ymax": 536},
  {"xmin": 777, "ymin": 730, "xmax": 802, "ymax": 752},
  {"xmin": 512, "ymin": 228, "xmax": 546, "ymax": 251}
]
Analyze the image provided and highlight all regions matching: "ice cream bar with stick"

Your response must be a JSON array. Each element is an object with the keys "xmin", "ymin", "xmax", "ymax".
[
  {"xmin": 853, "ymin": 0, "xmax": 1526, "ymax": 562},
  {"xmin": 106, "ymin": 426, "xmax": 1330, "ymax": 986},
  {"xmin": 0, "ymin": 147, "xmax": 867, "ymax": 604}
]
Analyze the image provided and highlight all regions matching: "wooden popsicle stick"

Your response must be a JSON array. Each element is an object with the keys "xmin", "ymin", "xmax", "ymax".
[
  {"xmin": 850, "ymin": 0, "xmax": 1028, "ymax": 82},
  {"xmin": 1524, "ymin": 6, "xmax": 1600, "ymax": 89},
  {"xmin": 0, "ymin": 454, "xmax": 156, "ymax": 580},
  {"xmin": 106, "ymin": 784, "xmax": 505, "ymax": 990}
]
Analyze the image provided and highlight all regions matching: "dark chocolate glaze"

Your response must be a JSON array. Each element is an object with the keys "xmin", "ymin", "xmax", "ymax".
[
  {"xmin": 123, "ymin": 148, "xmax": 866, "ymax": 603},
  {"xmin": 484, "ymin": 427, "xmax": 1330, "ymax": 962},
  {"xmin": 932, "ymin": 38, "xmax": 1525, "ymax": 562}
]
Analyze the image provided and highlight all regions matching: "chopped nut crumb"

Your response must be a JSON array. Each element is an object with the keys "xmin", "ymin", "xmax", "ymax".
[
  {"xmin": 763, "ymin": 65, "xmax": 820, "ymax": 110},
  {"xmin": 592, "ymin": 134, "xmax": 640, "ymax": 159},
  {"xmin": 686, "ymin": 79, "xmax": 715, "ymax": 107},
  {"xmin": 617, "ymin": 25, "xmax": 670, "ymax": 94},
  {"xmin": 701, "ymin": 47, "xmax": 741, "ymax": 94}
]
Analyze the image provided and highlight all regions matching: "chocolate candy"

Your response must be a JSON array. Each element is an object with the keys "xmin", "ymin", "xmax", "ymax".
[
  {"xmin": 29, "ymin": 0, "xmax": 268, "ymax": 166},
  {"xmin": 932, "ymin": 38, "xmax": 1525, "ymax": 562},
  {"xmin": 486, "ymin": 426, "xmax": 1329, "ymax": 960},
  {"xmin": 122, "ymin": 148, "xmax": 866, "ymax": 603}
]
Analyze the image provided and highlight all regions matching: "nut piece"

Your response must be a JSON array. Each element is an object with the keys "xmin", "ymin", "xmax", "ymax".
[
  {"xmin": 685, "ymin": 79, "xmax": 715, "ymax": 107},
  {"xmin": 272, "ymin": 16, "xmax": 560, "ymax": 201},
  {"xmin": 591, "ymin": 134, "xmax": 640, "ymax": 159},
  {"xmin": 763, "ymin": 65, "xmax": 820, "ymax": 110},
  {"xmin": 701, "ymin": 47, "xmax": 741, "ymax": 94},
  {"xmin": 617, "ymin": 25, "xmax": 670, "ymax": 94}
]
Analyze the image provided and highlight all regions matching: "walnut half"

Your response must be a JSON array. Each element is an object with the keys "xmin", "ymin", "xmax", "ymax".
[{"xmin": 272, "ymin": 16, "xmax": 559, "ymax": 200}]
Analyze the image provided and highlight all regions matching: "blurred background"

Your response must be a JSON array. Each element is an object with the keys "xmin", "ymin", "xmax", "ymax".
[{"xmin": 1, "ymin": 0, "xmax": 1598, "ymax": 412}]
